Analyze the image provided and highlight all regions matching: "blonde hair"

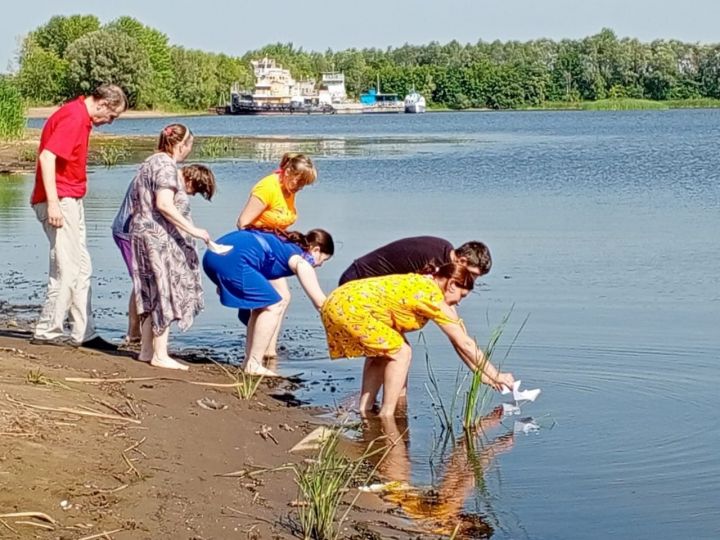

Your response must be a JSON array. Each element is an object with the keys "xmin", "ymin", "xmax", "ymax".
[{"xmin": 279, "ymin": 152, "xmax": 317, "ymax": 188}]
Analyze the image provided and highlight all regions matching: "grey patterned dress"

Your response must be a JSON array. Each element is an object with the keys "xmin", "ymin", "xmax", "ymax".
[{"xmin": 129, "ymin": 152, "xmax": 203, "ymax": 335}]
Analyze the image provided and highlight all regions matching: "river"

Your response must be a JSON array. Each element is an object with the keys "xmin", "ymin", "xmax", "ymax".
[{"xmin": 8, "ymin": 109, "xmax": 720, "ymax": 539}]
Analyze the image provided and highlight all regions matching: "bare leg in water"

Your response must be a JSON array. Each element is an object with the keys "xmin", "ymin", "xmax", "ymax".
[
  {"xmin": 359, "ymin": 343, "xmax": 413, "ymax": 417},
  {"xmin": 244, "ymin": 300, "xmax": 285, "ymax": 377}
]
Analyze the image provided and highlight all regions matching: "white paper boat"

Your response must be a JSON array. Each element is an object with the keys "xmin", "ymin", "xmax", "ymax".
[
  {"xmin": 208, "ymin": 240, "xmax": 233, "ymax": 255},
  {"xmin": 501, "ymin": 380, "xmax": 541, "ymax": 403}
]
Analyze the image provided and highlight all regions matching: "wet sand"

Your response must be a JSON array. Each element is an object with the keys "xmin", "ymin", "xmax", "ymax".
[{"xmin": 0, "ymin": 319, "xmax": 431, "ymax": 539}]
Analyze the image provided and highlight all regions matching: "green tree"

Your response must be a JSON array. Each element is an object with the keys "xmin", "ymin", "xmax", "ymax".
[
  {"xmin": 171, "ymin": 47, "xmax": 221, "ymax": 109},
  {"xmin": 549, "ymin": 40, "xmax": 584, "ymax": 101},
  {"xmin": 642, "ymin": 40, "xmax": 679, "ymax": 100},
  {"xmin": 33, "ymin": 14, "xmax": 100, "ymax": 58},
  {"xmin": 698, "ymin": 45, "xmax": 720, "ymax": 98},
  {"xmin": 65, "ymin": 30, "xmax": 150, "ymax": 106},
  {"xmin": 330, "ymin": 50, "xmax": 371, "ymax": 97},
  {"xmin": 432, "ymin": 67, "xmax": 470, "ymax": 108},
  {"xmin": 16, "ymin": 36, "xmax": 68, "ymax": 104},
  {"xmin": 106, "ymin": 16, "xmax": 175, "ymax": 108},
  {"xmin": 215, "ymin": 54, "xmax": 252, "ymax": 105}
]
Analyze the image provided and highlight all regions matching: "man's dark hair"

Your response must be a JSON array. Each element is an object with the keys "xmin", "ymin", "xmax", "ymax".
[{"xmin": 454, "ymin": 241, "xmax": 492, "ymax": 275}]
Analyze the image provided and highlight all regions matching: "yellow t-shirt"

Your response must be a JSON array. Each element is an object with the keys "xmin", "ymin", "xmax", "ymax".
[{"xmin": 249, "ymin": 172, "xmax": 297, "ymax": 230}]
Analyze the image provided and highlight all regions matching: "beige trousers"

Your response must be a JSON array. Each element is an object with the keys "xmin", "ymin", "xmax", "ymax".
[{"xmin": 33, "ymin": 198, "xmax": 97, "ymax": 343}]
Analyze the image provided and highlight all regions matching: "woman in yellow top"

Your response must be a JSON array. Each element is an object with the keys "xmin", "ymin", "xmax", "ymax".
[
  {"xmin": 235, "ymin": 153, "xmax": 318, "ymax": 361},
  {"xmin": 321, "ymin": 263, "xmax": 515, "ymax": 417}
]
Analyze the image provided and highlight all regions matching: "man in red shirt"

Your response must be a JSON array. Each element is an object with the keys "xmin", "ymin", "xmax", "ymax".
[{"xmin": 31, "ymin": 84, "xmax": 128, "ymax": 349}]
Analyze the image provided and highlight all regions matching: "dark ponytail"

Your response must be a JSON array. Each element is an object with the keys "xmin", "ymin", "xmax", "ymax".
[{"xmin": 277, "ymin": 228, "xmax": 334, "ymax": 255}]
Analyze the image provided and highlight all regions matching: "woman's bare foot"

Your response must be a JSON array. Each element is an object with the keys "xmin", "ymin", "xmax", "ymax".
[
  {"xmin": 136, "ymin": 354, "xmax": 151, "ymax": 363},
  {"xmin": 242, "ymin": 361, "xmax": 281, "ymax": 377},
  {"xmin": 151, "ymin": 355, "xmax": 189, "ymax": 371}
]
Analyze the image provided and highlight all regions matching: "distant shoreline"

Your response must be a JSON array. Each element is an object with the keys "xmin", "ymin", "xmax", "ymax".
[
  {"xmin": 25, "ymin": 106, "xmax": 212, "ymax": 120},
  {"xmin": 3, "ymin": 100, "xmax": 719, "ymax": 174},
  {"xmin": 24, "ymin": 97, "xmax": 720, "ymax": 121}
]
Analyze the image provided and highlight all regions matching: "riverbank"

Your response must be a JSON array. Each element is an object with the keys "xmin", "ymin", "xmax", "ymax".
[
  {"xmin": 1, "ymin": 131, "xmax": 194, "ymax": 174},
  {"xmin": 0, "ymin": 323, "xmax": 428, "ymax": 539},
  {"xmin": 25, "ymin": 107, "xmax": 212, "ymax": 120},
  {"xmin": 0, "ymin": 107, "xmax": 210, "ymax": 174},
  {"xmin": 427, "ymin": 97, "xmax": 720, "ymax": 112}
]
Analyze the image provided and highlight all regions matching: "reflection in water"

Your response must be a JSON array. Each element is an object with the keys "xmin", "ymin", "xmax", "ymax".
[
  {"xmin": 252, "ymin": 139, "xmax": 348, "ymax": 162},
  {"xmin": 359, "ymin": 406, "xmax": 515, "ymax": 538},
  {"xmin": 0, "ymin": 174, "xmax": 25, "ymax": 214}
]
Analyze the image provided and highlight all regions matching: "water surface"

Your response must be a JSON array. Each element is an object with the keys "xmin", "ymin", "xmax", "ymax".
[{"xmin": 9, "ymin": 110, "xmax": 720, "ymax": 539}]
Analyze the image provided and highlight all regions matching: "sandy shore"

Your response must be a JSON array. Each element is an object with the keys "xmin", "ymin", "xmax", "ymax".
[{"xmin": 0, "ymin": 324, "xmax": 431, "ymax": 539}]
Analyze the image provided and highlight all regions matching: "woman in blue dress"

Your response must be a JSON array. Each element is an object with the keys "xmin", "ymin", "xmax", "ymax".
[{"xmin": 203, "ymin": 228, "xmax": 333, "ymax": 376}]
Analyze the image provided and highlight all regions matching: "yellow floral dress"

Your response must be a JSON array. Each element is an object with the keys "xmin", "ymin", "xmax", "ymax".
[{"xmin": 321, "ymin": 274, "xmax": 460, "ymax": 358}]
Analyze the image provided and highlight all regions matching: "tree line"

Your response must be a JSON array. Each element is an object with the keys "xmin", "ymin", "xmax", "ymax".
[{"xmin": 9, "ymin": 15, "xmax": 720, "ymax": 111}]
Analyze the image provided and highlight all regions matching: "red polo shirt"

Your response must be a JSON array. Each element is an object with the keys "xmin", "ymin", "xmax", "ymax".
[{"xmin": 30, "ymin": 97, "xmax": 92, "ymax": 204}]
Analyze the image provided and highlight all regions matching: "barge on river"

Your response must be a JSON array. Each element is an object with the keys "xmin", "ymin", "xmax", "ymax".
[{"xmin": 217, "ymin": 57, "xmax": 420, "ymax": 115}]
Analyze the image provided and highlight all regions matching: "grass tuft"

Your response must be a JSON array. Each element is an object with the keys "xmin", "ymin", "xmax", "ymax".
[
  {"xmin": 92, "ymin": 141, "xmax": 130, "ymax": 167},
  {"xmin": 665, "ymin": 98, "xmax": 720, "ymax": 109},
  {"xmin": 17, "ymin": 145, "xmax": 37, "ymax": 162},
  {"xmin": 198, "ymin": 137, "xmax": 238, "ymax": 159},
  {"xmin": 26, "ymin": 369, "xmax": 73, "ymax": 391},
  {"xmin": 210, "ymin": 359, "xmax": 264, "ymax": 400},
  {"xmin": 295, "ymin": 428, "xmax": 352, "ymax": 540},
  {"xmin": 581, "ymin": 98, "xmax": 668, "ymax": 111},
  {"xmin": 0, "ymin": 79, "xmax": 25, "ymax": 141},
  {"xmin": 293, "ymin": 424, "xmax": 392, "ymax": 540}
]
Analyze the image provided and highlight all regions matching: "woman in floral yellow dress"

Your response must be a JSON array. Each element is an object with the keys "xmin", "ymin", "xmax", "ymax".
[{"xmin": 321, "ymin": 263, "xmax": 515, "ymax": 417}]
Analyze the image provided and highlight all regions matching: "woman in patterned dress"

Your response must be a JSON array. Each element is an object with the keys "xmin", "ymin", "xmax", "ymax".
[
  {"xmin": 320, "ymin": 263, "xmax": 515, "ymax": 417},
  {"xmin": 130, "ymin": 124, "xmax": 216, "ymax": 370}
]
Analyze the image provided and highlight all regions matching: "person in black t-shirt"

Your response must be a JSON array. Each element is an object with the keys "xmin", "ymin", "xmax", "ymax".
[{"xmin": 338, "ymin": 236, "xmax": 491, "ymax": 285}]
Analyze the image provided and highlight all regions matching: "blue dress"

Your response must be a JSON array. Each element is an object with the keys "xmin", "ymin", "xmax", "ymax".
[{"xmin": 202, "ymin": 230, "xmax": 314, "ymax": 315}]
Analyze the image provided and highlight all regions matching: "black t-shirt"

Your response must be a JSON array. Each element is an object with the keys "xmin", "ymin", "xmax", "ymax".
[{"xmin": 339, "ymin": 236, "xmax": 453, "ymax": 285}]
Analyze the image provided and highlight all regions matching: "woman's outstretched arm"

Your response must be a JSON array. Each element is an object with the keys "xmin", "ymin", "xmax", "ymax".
[
  {"xmin": 289, "ymin": 255, "xmax": 326, "ymax": 309},
  {"xmin": 436, "ymin": 312, "xmax": 514, "ymax": 392}
]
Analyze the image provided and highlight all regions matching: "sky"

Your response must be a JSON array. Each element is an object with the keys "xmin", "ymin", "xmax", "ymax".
[{"xmin": 3, "ymin": 0, "xmax": 720, "ymax": 72}]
